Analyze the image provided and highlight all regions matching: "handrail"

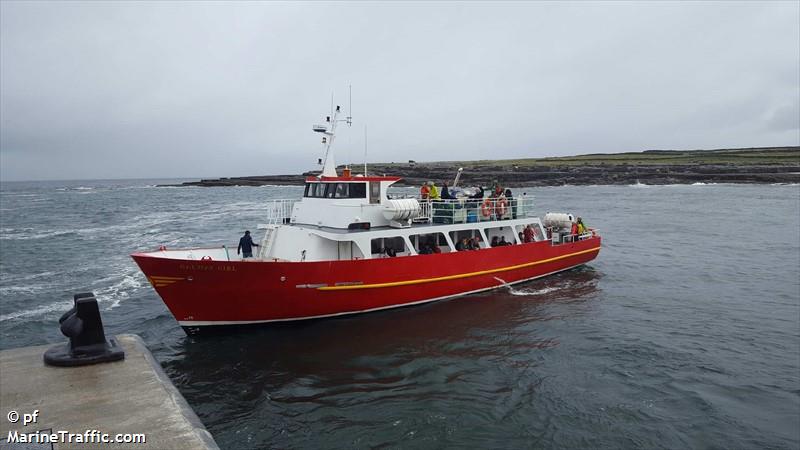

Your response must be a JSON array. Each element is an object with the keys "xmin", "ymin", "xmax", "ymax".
[
  {"xmin": 265, "ymin": 199, "xmax": 299, "ymax": 224},
  {"xmin": 262, "ymin": 196, "xmax": 535, "ymax": 226},
  {"xmin": 416, "ymin": 197, "xmax": 535, "ymax": 225}
]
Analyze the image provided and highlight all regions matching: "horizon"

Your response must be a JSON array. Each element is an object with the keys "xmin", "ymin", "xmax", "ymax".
[{"xmin": 1, "ymin": 145, "xmax": 797, "ymax": 183}]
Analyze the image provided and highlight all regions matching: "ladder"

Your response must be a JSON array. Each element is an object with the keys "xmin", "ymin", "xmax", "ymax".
[{"xmin": 257, "ymin": 227, "xmax": 277, "ymax": 259}]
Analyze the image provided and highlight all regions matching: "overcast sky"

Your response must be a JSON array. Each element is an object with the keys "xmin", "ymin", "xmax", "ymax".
[{"xmin": 1, "ymin": 1, "xmax": 798, "ymax": 181}]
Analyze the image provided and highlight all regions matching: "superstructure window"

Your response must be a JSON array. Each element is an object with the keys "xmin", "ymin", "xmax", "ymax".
[
  {"xmin": 304, "ymin": 183, "xmax": 327, "ymax": 198},
  {"xmin": 349, "ymin": 183, "xmax": 366, "ymax": 198},
  {"xmin": 305, "ymin": 182, "xmax": 367, "ymax": 199}
]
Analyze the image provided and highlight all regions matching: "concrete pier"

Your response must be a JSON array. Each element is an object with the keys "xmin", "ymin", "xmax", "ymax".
[{"xmin": 0, "ymin": 334, "xmax": 218, "ymax": 449}]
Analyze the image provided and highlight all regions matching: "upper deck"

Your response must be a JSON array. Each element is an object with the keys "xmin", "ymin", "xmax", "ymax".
[
  {"xmin": 265, "ymin": 194, "xmax": 535, "ymax": 228},
  {"xmin": 266, "ymin": 176, "xmax": 535, "ymax": 230}
]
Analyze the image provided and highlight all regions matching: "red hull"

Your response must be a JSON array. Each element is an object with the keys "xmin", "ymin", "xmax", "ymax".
[{"xmin": 132, "ymin": 237, "xmax": 601, "ymax": 327}]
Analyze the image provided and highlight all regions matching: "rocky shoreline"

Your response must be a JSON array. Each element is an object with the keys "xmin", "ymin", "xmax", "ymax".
[{"xmin": 163, "ymin": 147, "xmax": 799, "ymax": 187}]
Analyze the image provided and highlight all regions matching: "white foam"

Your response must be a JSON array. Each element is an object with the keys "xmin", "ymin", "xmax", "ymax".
[
  {"xmin": 508, "ymin": 286, "xmax": 562, "ymax": 296},
  {"xmin": 0, "ymin": 300, "xmax": 72, "ymax": 321},
  {"xmin": 94, "ymin": 271, "xmax": 145, "ymax": 310}
]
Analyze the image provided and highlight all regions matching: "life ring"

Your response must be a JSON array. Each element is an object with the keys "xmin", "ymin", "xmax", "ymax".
[
  {"xmin": 480, "ymin": 199, "xmax": 492, "ymax": 217},
  {"xmin": 201, "ymin": 256, "xmax": 212, "ymax": 261},
  {"xmin": 495, "ymin": 197, "xmax": 508, "ymax": 217}
]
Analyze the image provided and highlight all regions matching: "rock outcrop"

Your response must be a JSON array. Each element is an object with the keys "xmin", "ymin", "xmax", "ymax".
[{"xmin": 163, "ymin": 146, "xmax": 800, "ymax": 187}]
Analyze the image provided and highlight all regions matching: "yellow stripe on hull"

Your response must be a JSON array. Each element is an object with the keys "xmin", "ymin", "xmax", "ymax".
[{"xmin": 317, "ymin": 246, "xmax": 601, "ymax": 291}]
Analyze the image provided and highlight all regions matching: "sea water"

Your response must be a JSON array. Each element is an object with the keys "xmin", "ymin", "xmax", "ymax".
[{"xmin": 1, "ymin": 180, "xmax": 798, "ymax": 449}]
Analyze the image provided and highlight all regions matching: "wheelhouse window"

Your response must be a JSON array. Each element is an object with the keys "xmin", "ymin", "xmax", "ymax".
[
  {"xmin": 304, "ymin": 182, "xmax": 367, "ymax": 199},
  {"xmin": 304, "ymin": 183, "xmax": 327, "ymax": 198},
  {"xmin": 349, "ymin": 183, "xmax": 366, "ymax": 198}
]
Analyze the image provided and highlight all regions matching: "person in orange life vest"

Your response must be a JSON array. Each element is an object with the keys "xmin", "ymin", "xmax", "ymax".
[
  {"xmin": 420, "ymin": 181, "xmax": 431, "ymax": 200},
  {"xmin": 570, "ymin": 221, "xmax": 579, "ymax": 242}
]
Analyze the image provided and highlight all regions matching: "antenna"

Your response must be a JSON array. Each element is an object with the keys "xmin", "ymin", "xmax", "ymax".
[
  {"xmin": 347, "ymin": 84, "xmax": 352, "ymax": 127},
  {"xmin": 364, "ymin": 124, "xmax": 368, "ymax": 176}
]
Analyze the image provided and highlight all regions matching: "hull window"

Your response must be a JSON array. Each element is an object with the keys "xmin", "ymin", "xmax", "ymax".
[
  {"xmin": 371, "ymin": 236, "xmax": 408, "ymax": 258},
  {"xmin": 410, "ymin": 232, "xmax": 451, "ymax": 254},
  {"xmin": 450, "ymin": 229, "xmax": 485, "ymax": 251}
]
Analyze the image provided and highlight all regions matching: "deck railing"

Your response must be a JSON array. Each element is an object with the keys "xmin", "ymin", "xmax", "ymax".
[
  {"xmin": 415, "ymin": 197, "xmax": 535, "ymax": 225},
  {"xmin": 263, "ymin": 196, "xmax": 534, "ymax": 226},
  {"xmin": 265, "ymin": 199, "xmax": 299, "ymax": 224}
]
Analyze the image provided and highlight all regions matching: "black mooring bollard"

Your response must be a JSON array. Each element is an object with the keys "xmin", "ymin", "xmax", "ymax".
[{"xmin": 43, "ymin": 292, "xmax": 125, "ymax": 367}]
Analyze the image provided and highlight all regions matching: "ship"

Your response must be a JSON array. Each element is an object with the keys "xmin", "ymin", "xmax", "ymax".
[{"xmin": 132, "ymin": 103, "xmax": 601, "ymax": 333}]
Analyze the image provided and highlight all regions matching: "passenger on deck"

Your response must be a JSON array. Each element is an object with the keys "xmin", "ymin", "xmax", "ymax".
[
  {"xmin": 456, "ymin": 238, "xmax": 467, "ymax": 251},
  {"xmin": 570, "ymin": 221, "xmax": 579, "ymax": 242},
  {"xmin": 523, "ymin": 225, "xmax": 534, "ymax": 243},
  {"xmin": 491, "ymin": 236, "xmax": 499, "ymax": 247},
  {"xmin": 429, "ymin": 182, "xmax": 440, "ymax": 200},
  {"xmin": 237, "ymin": 230, "xmax": 260, "ymax": 258},
  {"xmin": 440, "ymin": 182, "xmax": 453, "ymax": 200},
  {"xmin": 577, "ymin": 217, "xmax": 587, "ymax": 235},
  {"xmin": 498, "ymin": 236, "xmax": 510, "ymax": 246},
  {"xmin": 384, "ymin": 246, "xmax": 397, "ymax": 257},
  {"xmin": 505, "ymin": 188, "xmax": 515, "ymax": 219},
  {"xmin": 420, "ymin": 182, "xmax": 431, "ymax": 200},
  {"xmin": 518, "ymin": 232, "xmax": 524, "ymax": 243},
  {"xmin": 470, "ymin": 186, "xmax": 484, "ymax": 199}
]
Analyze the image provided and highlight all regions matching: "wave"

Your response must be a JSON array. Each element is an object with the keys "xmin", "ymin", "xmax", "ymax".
[
  {"xmin": 0, "ymin": 299, "xmax": 72, "ymax": 322},
  {"xmin": 55, "ymin": 186, "xmax": 96, "ymax": 192},
  {"xmin": 0, "ymin": 228, "xmax": 77, "ymax": 240},
  {"xmin": 94, "ymin": 271, "xmax": 146, "ymax": 310},
  {"xmin": 507, "ymin": 286, "xmax": 563, "ymax": 296}
]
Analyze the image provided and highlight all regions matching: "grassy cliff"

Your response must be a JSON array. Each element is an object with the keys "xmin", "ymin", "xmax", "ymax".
[{"xmin": 169, "ymin": 146, "xmax": 799, "ymax": 187}]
